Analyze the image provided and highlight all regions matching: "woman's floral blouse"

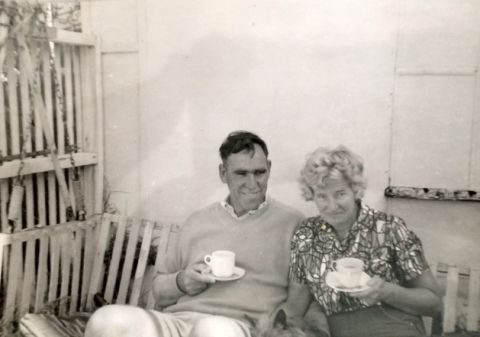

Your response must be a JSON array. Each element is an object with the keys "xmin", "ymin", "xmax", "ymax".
[{"xmin": 289, "ymin": 203, "xmax": 429, "ymax": 315}]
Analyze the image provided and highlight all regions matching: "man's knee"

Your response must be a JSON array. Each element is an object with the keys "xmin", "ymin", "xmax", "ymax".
[
  {"xmin": 189, "ymin": 316, "xmax": 246, "ymax": 337},
  {"xmin": 85, "ymin": 304, "xmax": 152, "ymax": 337}
]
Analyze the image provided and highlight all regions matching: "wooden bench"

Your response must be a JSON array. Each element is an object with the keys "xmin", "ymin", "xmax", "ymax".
[
  {"xmin": 426, "ymin": 262, "xmax": 480, "ymax": 335},
  {"xmin": 0, "ymin": 213, "xmax": 179, "ymax": 336},
  {"xmin": 1, "ymin": 213, "xmax": 479, "ymax": 336}
]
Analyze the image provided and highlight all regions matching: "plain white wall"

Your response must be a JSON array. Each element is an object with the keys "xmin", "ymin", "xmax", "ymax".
[
  {"xmin": 84, "ymin": 0, "xmax": 480, "ymax": 268},
  {"xmin": 137, "ymin": 0, "xmax": 397, "ymax": 222}
]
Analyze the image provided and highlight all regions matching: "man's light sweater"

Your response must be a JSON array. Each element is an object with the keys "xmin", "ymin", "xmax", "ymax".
[{"xmin": 163, "ymin": 199, "xmax": 302, "ymax": 322}]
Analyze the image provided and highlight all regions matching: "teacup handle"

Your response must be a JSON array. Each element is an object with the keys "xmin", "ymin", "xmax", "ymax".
[
  {"xmin": 204, "ymin": 255, "xmax": 212, "ymax": 266},
  {"xmin": 332, "ymin": 261, "xmax": 337, "ymax": 271}
]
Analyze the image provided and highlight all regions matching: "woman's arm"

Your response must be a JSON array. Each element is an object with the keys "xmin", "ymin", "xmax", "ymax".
[{"xmin": 350, "ymin": 269, "xmax": 443, "ymax": 316}]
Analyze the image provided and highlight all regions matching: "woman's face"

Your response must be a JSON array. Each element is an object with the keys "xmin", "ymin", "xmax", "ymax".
[{"xmin": 312, "ymin": 177, "xmax": 359, "ymax": 229}]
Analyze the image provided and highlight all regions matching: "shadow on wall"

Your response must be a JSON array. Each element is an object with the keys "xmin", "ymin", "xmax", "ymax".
[
  {"xmin": 137, "ymin": 34, "xmax": 266, "ymax": 223},
  {"xmin": 112, "ymin": 32, "xmax": 391, "ymax": 223}
]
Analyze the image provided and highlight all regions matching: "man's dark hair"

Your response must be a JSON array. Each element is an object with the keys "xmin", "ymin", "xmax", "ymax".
[{"xmin": 219, "ymin": 131, "xmax": 269, "ymax": 161}]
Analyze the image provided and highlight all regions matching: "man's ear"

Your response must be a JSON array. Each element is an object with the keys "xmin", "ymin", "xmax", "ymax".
[{"xmin": 219, "ymin": 163, "xmax": 227, "ymax": 183}]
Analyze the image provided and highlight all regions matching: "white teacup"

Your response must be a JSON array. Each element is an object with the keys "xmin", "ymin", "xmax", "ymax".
[
  {"xmin": 333, "ymin": 257, "xmax": 364, "ymax": 288},
  {"xmin": 204, "ymin": 250, "xmax": 235, "ymax": 277}
]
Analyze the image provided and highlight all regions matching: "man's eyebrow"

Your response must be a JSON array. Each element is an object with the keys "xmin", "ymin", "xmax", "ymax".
[{"xmin": 233, "ymin": 168, "xmax": 267, "ymax": 174}]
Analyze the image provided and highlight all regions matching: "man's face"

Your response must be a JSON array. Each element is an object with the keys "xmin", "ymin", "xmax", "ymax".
[{"xmin": 219, "ymin": 144, "xmax": 271, "ymax": 217}]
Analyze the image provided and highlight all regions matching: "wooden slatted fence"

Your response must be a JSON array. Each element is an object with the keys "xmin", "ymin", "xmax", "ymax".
[{"xmin": 0, "ymin": 27, "xmax": 103, "ymax": 233}]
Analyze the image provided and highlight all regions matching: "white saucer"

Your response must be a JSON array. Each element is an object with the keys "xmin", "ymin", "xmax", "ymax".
[
  {"xmin": 325, "ymin": 271, "xmax": 371, "ymax": 293},
  {"xmin": 203, "ymin": 267, "xmax": 246, "ymax": 282}
]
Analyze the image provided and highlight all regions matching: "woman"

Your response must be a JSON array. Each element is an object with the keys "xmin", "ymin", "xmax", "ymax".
[{"xmin": 285, "ymin": 145, "xmax": 442, "ymax": 337}]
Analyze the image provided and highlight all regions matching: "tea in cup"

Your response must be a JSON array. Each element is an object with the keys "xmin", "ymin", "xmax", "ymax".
[
  {"xmin": 333, "ymin": 257, "xmax": 364, "ymax": 288},
  {"xmin": 204, "ymin": 250, "xmax": 235, "ymax": 277}
]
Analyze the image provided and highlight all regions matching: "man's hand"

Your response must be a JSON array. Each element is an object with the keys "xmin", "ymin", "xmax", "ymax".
[{"xmin": 177, "ymin": 263, "xmax": 216, "ymax": 296}]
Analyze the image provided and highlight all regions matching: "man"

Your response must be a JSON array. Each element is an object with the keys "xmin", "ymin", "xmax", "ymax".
[{"xmin": 85, "ymin": 131, "xmax": 303, "ymax": 337}]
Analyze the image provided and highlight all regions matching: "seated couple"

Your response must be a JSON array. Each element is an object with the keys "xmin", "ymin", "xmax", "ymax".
[{"xmin": 85, "ymin": 131, "xmax": 443, "ymax": 337}]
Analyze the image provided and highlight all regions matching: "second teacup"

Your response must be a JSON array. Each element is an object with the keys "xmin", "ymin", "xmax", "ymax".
[
  {"xmin": 204, "ymin": 250, "xmax": 235, "ymax": 277},
  {"xmin": 333, "ymin": 257, "xmax": 364, "ymax": 288}
]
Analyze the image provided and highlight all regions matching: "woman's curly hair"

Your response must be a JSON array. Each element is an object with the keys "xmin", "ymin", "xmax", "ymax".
[{"xmin": 299, "ymin": 145, "xmax": 367, "ymax": 201}]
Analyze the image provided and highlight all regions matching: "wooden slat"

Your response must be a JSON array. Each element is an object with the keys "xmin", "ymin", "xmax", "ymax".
[
  {"xmin": 0, "ymin": 34, "xmax": 6, "ymax": 155},
  {"xmin": 4, "ymin": 242, "xmax": 22, "ymax": 324},
  {"xmin": 47, "ymin": 232, "xmax": 61, "ymax": 303},
  {"xmin": 64, "ymin": 45, "xmax": 76, "ymax": 216},
  {"xmin": 65, "ymin": 45, "xmax": 75, "ymax": 150},
  {"xmin": 0, "ymin": 153, "xmax": 98, "ymax": 180},
  {"xmin": 443, "ymin": 266, "xmax": 459, "ymax": 333},
  {"xmin": 87, "ymin": 214, "xmax": 112, "ymax": 309},
  {"xmin": 94, "ymin": 37, "xmax": 104, "ymax": 214},
  {"xmin": 146, "ymin": 223, "xmax": 172, "ymax": 309},
  {"xmin": 104, "ymin": 217, "xmax": 127, "ymax": 302},
  {"xmin": 385, "ymin": 186, "xmax": 480, "ymax": 202},
  {"xmin": 0, "ymin": 181, "xmax": 9, "ymax": 233},
  {"xmin": 59, "ymin": 231, "xmax": 72, "ymax": 315},
  {"xmin": 73, "ymin": 46, "xmax": 83, "ymax": 150},
  {"xmin": 79, "ymin": 43, "xmax": 96, "ymax": 216},
  {"xmin": 69, "ymin": 228, "xmax": 83, "ymax": 314},
  {"xmin": 34, "ymin": 44, "xmax": 47, "ymax": 229},
  {"xmin": 54, "ymin": 45, "xmax": 65, "ymax": 156},
  {"xmin": 48, "ymin": 171, "xmax": 57, "ymax": 226},
  {"xmin": 10, "ymin": 219, "xmax": 95, "ymax": 243},
  {"xmin": 6, "ymin": 40, "xmax": 20, "ymax": 154},
  {"xmin": 46, "ymin": 27, "xmax": 96, "ymax": 46},
  {"xmin": 0, "ymin": 40, "xmax": 6, "ymax": 233},
  {"xmin": 0, "ymin": 241, "xmax": 4, "ymax": 284},
  {"xmin": 129, "ymin": 220, "xmax": 154, "ymax": 306},
  {"xmin": 116, "ymin": 218, "xmax": 141, "ymax": 304},
  {"xmin": 19, "ymin": 236, "xmax": 35, "ymax": 315},
  {"xmin": 34, "ymin": 235, "xmax": 49, "ymax": 312},
  {"xmin": 43, "ymin": 44, "xmax": 57, "ymax": 228},
  {"xmin": 467, "ymin": 268, "xmax": 480, "ymax": 331},
  {"xmin": 80, "ymin": 224, "xmax": 94, "ymax": 310},
  {"xmin": 83, "ymin": 167, "xmax": 95, "ymax": 216},
  {"xmin": 53, "ymin": 44, "xmax": 66, "ymax": 223}
]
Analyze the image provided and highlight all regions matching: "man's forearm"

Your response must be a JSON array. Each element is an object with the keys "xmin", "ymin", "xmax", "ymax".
[{"xmin": 152, "ymin": 272, "xmax": 185, "ymax": 308}]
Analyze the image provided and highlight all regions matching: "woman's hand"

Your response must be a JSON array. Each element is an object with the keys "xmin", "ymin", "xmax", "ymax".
[
  {"xmin": 348, "ymin": 275, "xmax": 394, "ymax": 305},
  {"xmin": 348, "ymin": 272, "xmax": 443, "ymax": 316}
]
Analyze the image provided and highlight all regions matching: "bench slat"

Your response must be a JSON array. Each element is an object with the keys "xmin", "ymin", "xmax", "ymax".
[
  {"xmin": 48, "ymin": 232, "xmax": 61, "ymax": 303},
  {"xmin": 467, "ymin": 268, "xmax": 480, "ymax": 331},
  {"xmin": 87, "ymin": 214, "xmax": 112, "ymax": 310},
  {"xmin": 129, "ymin": 220, "xmax": 154, "ymax": 306},
  {"xmin": 20, "ymin": 238, "xmax": 36, "ymax": 315},
  {"xmin": 443, "ymin": 266, "xmax": 459, "ymax": 333},
  {"xmin": 4, "ymin": 242, "xmax": 22, "ymax": 326},
  {"xmin": 116, "ymin": 217, "xmax": 141, "ymax": 304},
  {"xmin": 60, "ymin": 232, "xmax": 73, "ymax": 315},
  {"xmin": 104, "ymin": 216, "xmax": 127, "ymax": 302},
  {"xmin": 70, "ymin": 229, "xmax": 83, "ymax": 314},
  {"xmin": 80, "ymin": 225, "xmax": 95, "ymax": 310},
  {"xmin": 35, "ymin": 235, "xmax": 49, "ymax": 311}
]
